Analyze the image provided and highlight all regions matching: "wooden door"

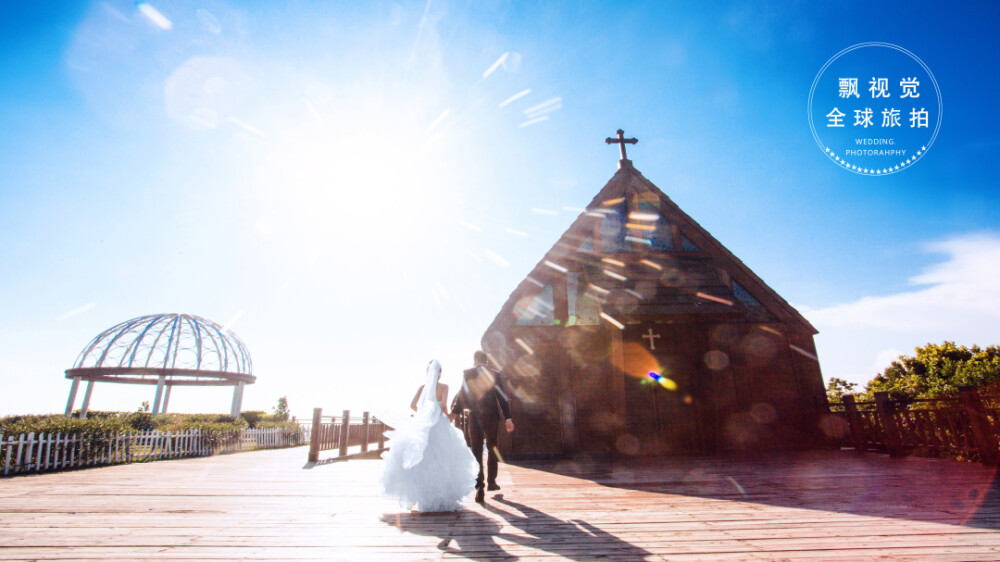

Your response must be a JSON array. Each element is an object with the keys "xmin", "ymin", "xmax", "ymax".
[{"xmin": 622, "ymin": 324, "xmax": 706, "ymax": 455}]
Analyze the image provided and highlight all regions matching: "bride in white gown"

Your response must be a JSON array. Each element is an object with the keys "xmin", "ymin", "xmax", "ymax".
[{"xmin": 379, "ymin": 360, "xmax": 478, "ymax": 512}]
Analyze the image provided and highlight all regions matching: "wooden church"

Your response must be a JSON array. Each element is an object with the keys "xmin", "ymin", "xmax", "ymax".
[{"xmin": 483, "ymin": 131, "xmax": 828, "ymax": 459}]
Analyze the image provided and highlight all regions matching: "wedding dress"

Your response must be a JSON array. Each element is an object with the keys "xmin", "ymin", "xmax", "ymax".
[{"xmin": 379, "ymin": 360, "xmax": 478, "ymax": 512}]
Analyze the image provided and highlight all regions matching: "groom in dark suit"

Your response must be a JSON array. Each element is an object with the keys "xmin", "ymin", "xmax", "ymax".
[{"xmin": 451, "ymin": 350, "xmax": 514, "ymax": 503}]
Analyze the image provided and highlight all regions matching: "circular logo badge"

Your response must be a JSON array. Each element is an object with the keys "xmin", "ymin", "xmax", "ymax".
[{"xmin": 808, "ymin": 42, "xmax": 942, "ymax": 176}]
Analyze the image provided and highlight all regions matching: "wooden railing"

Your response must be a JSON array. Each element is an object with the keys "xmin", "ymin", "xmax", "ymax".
[
  {"xmin": 1, "ymin": 427, "xmax": 303, "ymax": 477},
  {"xmin": 829, "ymin": 387, "xmax": 999, "ymax": 464},
  {"xmin": 306, "ymin": 408, "xmax": 388, "ymax": 463}
]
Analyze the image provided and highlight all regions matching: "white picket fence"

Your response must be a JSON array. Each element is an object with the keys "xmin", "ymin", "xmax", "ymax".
[{"xmin": 1, "ymin": 427, "xmax": 302, "ymax": 477}]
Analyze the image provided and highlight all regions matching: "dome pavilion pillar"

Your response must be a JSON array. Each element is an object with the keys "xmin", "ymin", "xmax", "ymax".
[
  {"xmin": 160, "ymin": 385, "xmax": 172, "ymax": 415},
  {"xmin": 79, "ymin": 381, "xmax": 95, "ymax": 419},
  {"xmin": 230, "ymin": 381, "xmax": 245, "ymax": 418},
  {"xmin": 64, "ymin": 377, "xmax": 81, "ymax": 417},
  {"xmin": 151, "ymin": 375, "xmax": 167, "ymax": 416}
]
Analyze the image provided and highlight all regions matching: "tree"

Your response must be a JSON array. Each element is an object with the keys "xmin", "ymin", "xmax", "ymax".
[
  {"xmin": 864, "ymin": 342, "xmax": 1000, "ymax": 401},
  {"xmin": 825, "ymin": 377, "xmax": 858, "ymax": 404},
  {"xmin": 272, "ymin": 396, "xmax": 290, "ymax": 421}
]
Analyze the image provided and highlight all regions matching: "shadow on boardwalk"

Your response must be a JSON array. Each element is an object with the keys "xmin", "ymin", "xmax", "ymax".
[
  {"xmin": 512, "ymin": 449, "xmax": 1000, "ymax": 530},
  {"xmin": 380, "ymin": 493, "xmax": 652, "ymax": 561}
]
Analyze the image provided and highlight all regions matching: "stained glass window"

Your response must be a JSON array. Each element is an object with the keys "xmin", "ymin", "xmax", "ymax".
[
  {"xmin": 567, "ymin": 272, "xmax": 599, "ymax": 325},
  {"xmin": 732, "ymin": 280, "xmax": 761, "ymax": 307},
  {"xmin": 599, "ymin": 211, "xmax": 627, "ymax": 252},
  {"xmin": 681, "ymin": 234, "xmax": 699, "ymax": 251},
  {"xmin": 652, "ymin": 217, "xmax": 673, "ymax": 250},
  {"xmin": 627, "ymin": 198, "xmax": 672, "ymax": 250},
  {"xmin": 514, "ymin": 284, "xmax": 555, "ymax": 325}
]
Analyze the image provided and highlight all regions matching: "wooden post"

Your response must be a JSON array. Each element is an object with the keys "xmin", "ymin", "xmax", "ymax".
[
  {"xmin": 842, "ymin": 395, "xmax": 867, "ymax": 452},
  {"xmin": 609, "ymin": 326, "xmax": 626, "ymax": 457},
  {"xmin": 339, "ymin": 410, "xmax": 351, "ymax": 457},
  {"xmin": 307, "ymin": 408, "xmax": 322, "ymax": 463},
  {"xmin": 959, "ymin": 386, "xmax": 999, "ymax": 465},
  {"xmin": 377, "ymin": 417, "xmax": 385, "ymax": 450},
  {"xmin": 361, "ymin": 412, "xmax": 370, "ymax": 453},
  {"xmin": 874, "ymin": 392, "xmax": 905, "ymax": 457}
]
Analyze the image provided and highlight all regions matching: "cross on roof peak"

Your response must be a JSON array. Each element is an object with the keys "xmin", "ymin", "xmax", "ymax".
[{"xmin": 605, "ymin": 129, "xmax": 638, "ymax": 165}]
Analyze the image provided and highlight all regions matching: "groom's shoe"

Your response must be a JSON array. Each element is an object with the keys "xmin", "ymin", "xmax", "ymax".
[
  {"xmin": 486, "ymin": 482, "xmax": 500, "ymax": 491},
  {"xmin": 475, "ymin": 488, "xmax": 485, "ymax": 503}
]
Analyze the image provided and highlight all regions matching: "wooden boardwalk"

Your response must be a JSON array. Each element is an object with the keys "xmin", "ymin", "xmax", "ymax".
[{"xmin": 2, "ymin": 446, "xmax": 1000, "ymax": 560}]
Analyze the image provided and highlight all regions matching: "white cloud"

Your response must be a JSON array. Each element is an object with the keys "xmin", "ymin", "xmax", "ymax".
[{"xmin": 802, "ymin": 232, "xmax": 1000, "ymax": 388}]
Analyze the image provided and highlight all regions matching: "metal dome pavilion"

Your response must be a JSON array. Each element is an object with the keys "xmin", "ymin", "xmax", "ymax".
[{"xmin": 64, "ymin": 313, "xmax": 255, "ymax": 418}]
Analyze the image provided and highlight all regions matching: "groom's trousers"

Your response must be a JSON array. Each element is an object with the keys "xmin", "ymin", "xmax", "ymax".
[{"xmin": 467, "ymin": 418, "xmax": 499, "ymax": 490}]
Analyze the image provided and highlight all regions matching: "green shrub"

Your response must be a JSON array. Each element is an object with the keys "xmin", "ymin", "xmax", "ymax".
[
  {"xmin": 240, "ymin": 410, "xmax": 266, "ymax": 428},
  {"xmin": 0, "ymin": 411, "xmax": 295, "ymax": 469},
  {"xmin": 122, "ymin": 412, "xmax": 156, "ymax": 432},
  {"xmin": 240, "ymin": 411, "xmax": 294, "ymax": 428},
  {"xmin": 255, "ymin": 420, "xmax": 300, "ymax": 430},
  {"xmin": 0, "ymin": 414, "xmax": 129, "ymax": 436},
  {"xmin": 0, "ymin": 415, "xmax": 132, "ymax": 466},
  {"xmin": 171, "ymin": 421, "xmax": 241, "ymax": 450},
  {"xmin": 182, "ymin": 413, "xmax": 242, "ymax": 425},
  {"xmin": 0, "ymin": 412, "xmax": 248, "ymax": 437}
]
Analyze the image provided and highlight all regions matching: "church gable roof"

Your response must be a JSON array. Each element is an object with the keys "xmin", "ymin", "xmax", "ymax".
[{"xmin": 485, "ymin": 161, "xmax": 817, "ymax": 338}]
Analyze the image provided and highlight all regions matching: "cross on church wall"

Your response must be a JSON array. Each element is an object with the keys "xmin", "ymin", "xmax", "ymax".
[
  {"xmin": 605, "ymin": 129, "xmax": 638, "ymax": 161},
  {"xmin": 641, "ymin": 328, "xmax": 660, "ymax": 351}
]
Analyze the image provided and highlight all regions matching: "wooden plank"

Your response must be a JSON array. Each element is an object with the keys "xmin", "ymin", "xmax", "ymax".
[{"xmin": 2, "ymin": 448, "xmax": 1000, "ymax": 560}]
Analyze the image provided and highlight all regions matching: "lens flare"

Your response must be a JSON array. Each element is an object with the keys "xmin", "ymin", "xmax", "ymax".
[
  {"xmin": 499, "ymin": 88, "xmax": 531, "ymax": 108},
  {"xmin": 618, "ymin": 342, "xmax": 659, "ymax": 378},
  {"xmin": 703, "ymin": 349, "xmax": 730, "ymax": 370},
  {"xmin": 524, "ymin": 97, "xmax": 561, "ymax": 119},
  {"xmin": 625, "ymin": 222, "xmax": 655, "ymax": 231},
  {"xmin": 484, "ymin": 249, "xmax": 509, "ymax": 267},
  {"xmin": 695, "ymin": 292, "xmax": 734, "ymax": 306},
  {"xmin": 514, "ymin": 338, "xmax": 534, "ymax": 355},
  {"xmin": 726, "ymin": 476, "xmax": 747, "ymax": 496},
  {"xmin": 599, "ymin": 312, "xmax": 624, "ymax": 329},
  {"xmin": 789, "ymin": 344, "xmax": 819, "ymax": 361},
  {"xmin": 518, "ymin": 116, "xmax": 548, "ymax": 128},
  {"xmin": 640, "ymin": 259, "xmax": 662, "ymax": 270},
  {"xmin": 544, "ymin": 260, "xmax": 568, "ymax": 273},
  {"xmin": 615, "ymin": 433, "xmax": 641, "ymax": 455},
  {"xmin": 482, "ymin": 52, "xmax": 508, "ymax": 78},
  {"xmin": 138, "ymin": 2, "xmax": 173, "ymax": 30},
  {"xmin": 648, "ymin": 372, "xmax": 678, "ymax": 391}
]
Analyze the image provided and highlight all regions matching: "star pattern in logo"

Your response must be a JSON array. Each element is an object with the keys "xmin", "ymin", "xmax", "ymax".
[{"xmin": 824, "ymin": 145, "xmax": 930, "ymax": 176}]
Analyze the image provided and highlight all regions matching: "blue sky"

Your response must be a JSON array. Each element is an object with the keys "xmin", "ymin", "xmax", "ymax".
[{"xmin": 1, "ymin": 1, "xmax": 998, "ymax": 418}]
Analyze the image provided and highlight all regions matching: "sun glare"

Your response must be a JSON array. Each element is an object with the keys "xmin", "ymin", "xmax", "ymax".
[{"xmin": 253, "ymin": 94, "xmax": 456, "ymax": 263}]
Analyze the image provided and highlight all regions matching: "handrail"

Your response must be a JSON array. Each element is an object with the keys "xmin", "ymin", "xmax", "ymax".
[
  {"xmin": 305, "ymin": 408, "xmax": 388, "ymax": 463},
  {"xmin": 828, "ymin": 388, "xmax": 1000, "ymax": 465}
]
